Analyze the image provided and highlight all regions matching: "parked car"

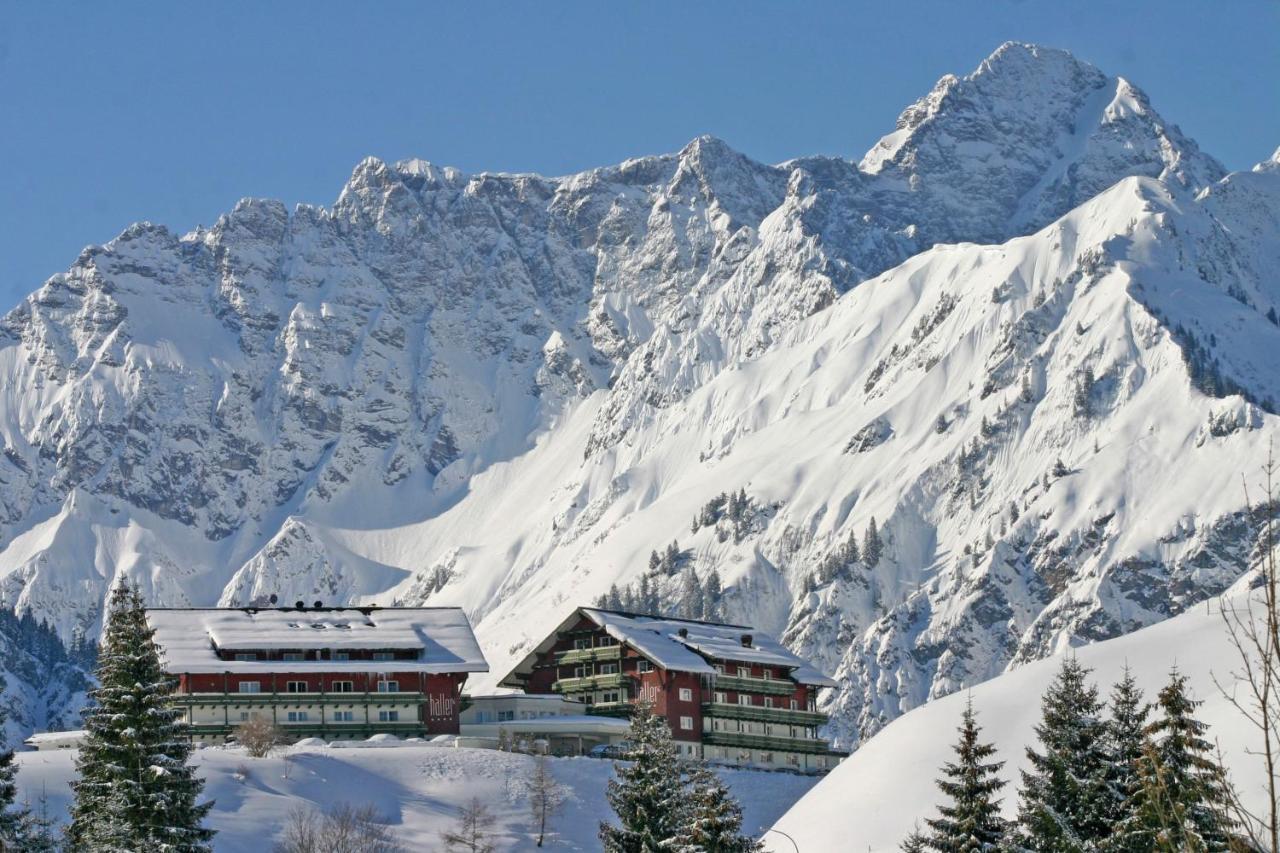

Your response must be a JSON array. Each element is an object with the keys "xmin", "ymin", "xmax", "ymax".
[{"xmin": 588, "ymin": 741, "xmax": 633, "ymax": 759}]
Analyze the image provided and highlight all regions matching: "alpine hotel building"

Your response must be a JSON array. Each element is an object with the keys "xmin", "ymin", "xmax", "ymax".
[
  {"xmin": 148, "ymin": 606, "xmax": 487, "ymax": 742},
  {"xmin": 500, "ymin": 607, "xmax": 846, "ymax": 772}
]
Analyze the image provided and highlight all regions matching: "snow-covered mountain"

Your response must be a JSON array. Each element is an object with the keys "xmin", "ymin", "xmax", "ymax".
[{"xmin": 0, "ymin": 42, "xmax": 1276, "ymax": 745}]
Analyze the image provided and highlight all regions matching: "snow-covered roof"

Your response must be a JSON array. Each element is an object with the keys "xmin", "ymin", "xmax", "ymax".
[
  {"xmin": 23, "ymin": 730, "xmax": 86, "ymax": 744},
  {"xmin": 502, "ymin": 608, "xmax": 836, "ymax": 688},
  {"xmin": 147, "ymin": 607, "xmax": 488, "ymax": 674},
  {"xmin": 583, "ymin": 610, "xmax": 836, "ymax": 687}
]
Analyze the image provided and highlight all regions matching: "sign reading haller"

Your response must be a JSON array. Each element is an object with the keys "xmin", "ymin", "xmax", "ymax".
[{"xmin": 147, "ymin": 605, "xmax": 488, "ymax": 742}]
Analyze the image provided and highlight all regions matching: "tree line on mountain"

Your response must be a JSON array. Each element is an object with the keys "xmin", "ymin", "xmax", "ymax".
[
  {"xmin": 904, "ymin": 660, "xmax": 1245, "ymax": 852},
  {"xmin": 595, "ymin": 544, "xmax": 726, "ymax": 623}
]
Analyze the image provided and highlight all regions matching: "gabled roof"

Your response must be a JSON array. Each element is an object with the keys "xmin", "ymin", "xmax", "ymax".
[
  {"xmin": 500, "ymin": 607, "xmax": 837, "ymax": 688},
  {"xmin": 147, "ymin": 607, "xmax": 488, "ymax": 675}
]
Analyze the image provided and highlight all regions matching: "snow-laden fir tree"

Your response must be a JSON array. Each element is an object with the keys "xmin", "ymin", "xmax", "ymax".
[
  {"xmin": 704, "ymin": 570, "xmax": 723, "ymax": 621},
  {"xmin": 679, "ymin": 568, "xmax": 704, "ymax": 621},
  {"xmin": 0, "ymin": 713, "xmax": 24, "ymax": 848},
  {"xmin": 1016, "ymin": 657, "xmax": 1112, "ymax": 850},
  {"xmin": 1113, "ymin": 670, "xmax": 1236, "ymax": 851},
  {"xmin": 68, "ymin": 581, "xmax": 215, "ymax": 852},
  {"xmin": 923, "ymin": 698, "xmax": 1007, "ymax": 852},
  {"xmin": 1098, "ymin": 667, "xmax": 1150, "ymax": 853},
  {"xmin": 864, "ymin": 517, "xmax": 884, "ymax": 569},
  {"xmin": 14, "ymin": 787, "xmax": 59, "ymax": 853},
  {"xmin": 670, "ymin": 763, "xmax": 762, "ymax": 853},
  {"xmin": 600, "ymin": 703, "xmax": 688, "ymax": 852}
]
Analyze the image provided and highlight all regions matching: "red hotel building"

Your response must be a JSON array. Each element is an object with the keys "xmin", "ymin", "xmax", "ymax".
[
  {"xmin": 147, "ymin": 606, "xmax": 488, "ymax": 742},
  {"xmin": 500, "ymin": 607, "xmax": 845, "ymax": 773}
]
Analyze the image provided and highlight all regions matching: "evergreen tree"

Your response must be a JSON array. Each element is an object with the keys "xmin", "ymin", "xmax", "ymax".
[
  {"xmin": 679, "ymin": 569, "xmax": 704, "ymax": 621},
  {"xmin": 68, "ymin": 581, "xmax": 215, "ymax": 852},
  {"xmin": 600, "ymin": 703, "xmax": 689, "ymax": 852},
  {"xmin": 924, "ymin": 698, "xmax": 1007, "ymax": 852},
  {"xmin": 1016, "ymin": 658, "xmax": 1111, "ymax": 851},
  {"xmin": 1117, "ymin": 671, "xmax": 1236, "ymax": 851},
  {"xmin": 902, "ymin": 826, "xmax": 930, "ymax": 852},
  {"xmin": 704, "ymin": 570, "xmax": 723, "ymax": 621},
  {"xmin": 1099, "ymin": 667, "xmax": 1152, "ymax": 853},
  {"xmin": 670, "ymin": 763, "xmax": 762, "ymax": 852},
  {"xmin": 864, "ymin": 518, "xmax": 884, "ymax": 569},
  {"xmin": 637, "ymin": 575, "xmax": 655, "ymax": 616},
  {"xmin": 0, "ymin": 721, "xmax": 25, "ymax": 848},
  {"xmin": 606, "ymin": 584, "xmax": 624, "ymax": 610},
  {"xmin": 14, "ymin": 787, "xmax": 59, "ymax": 853}
]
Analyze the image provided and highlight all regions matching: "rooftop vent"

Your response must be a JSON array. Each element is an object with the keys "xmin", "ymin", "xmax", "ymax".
[
  {"xmin": 314, "ymin": 600, "xmax": 323, "ymax": 609},
  {"xmin": 294, "ymin": 600, "xmax": 305, "ymax": 609},
  {"xmin": 740, "ymin": 633, "xmax": 753, "ymax": 648},
  {"xmin": 677, "ymin": 628, "xmax": 688, "ymax": 638},
  {"xmin": 268, "ymin": 593, "xmax": 278, "ymax": 605}
]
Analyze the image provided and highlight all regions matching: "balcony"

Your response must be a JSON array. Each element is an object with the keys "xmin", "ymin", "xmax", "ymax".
[
  {"xmin": 551, "ymin": 673, "xmax": 627, "ymax": 694},
  {"xmin": 702, "ymin": 702, "xmax": 826, "ymax": 727},
  {"xmin": 585, "ymin": 701, "xmax": 633, "ymax": 718},
  {"xmin": 703, "ymin": 730, "xmax": 837, "ymax": 755},
  {"xmin": 711, "ymin": 674, "xmax": 796, "ymax": 696},
  {"xmin": 554, "ymin": 646, "xmax": 622, "ymax": 666},
  {"xmin": 172, "ymin": 691, "xmax": 427, "ymax": 705},
  {"xmin": 185, "ymin": 721, "xmax": 427, "ymax": 738}
]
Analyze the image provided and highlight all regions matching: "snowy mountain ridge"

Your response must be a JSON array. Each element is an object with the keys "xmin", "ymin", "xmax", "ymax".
[{"xmin": 0, "ymin": 43, "xmax": 1276, "ymax": 746}]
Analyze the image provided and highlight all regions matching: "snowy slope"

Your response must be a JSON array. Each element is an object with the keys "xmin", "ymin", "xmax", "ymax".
[
  {"xmin": 766, "ymin": 577, "xmax": 1277, "ymax": 851},
  {"xmin": 13, "ymin": 744, "xmax": 817, "ymax": 852},
  {"xmin": 0, "ymin": 42, "xmax": 1275, "ymax": 747}
]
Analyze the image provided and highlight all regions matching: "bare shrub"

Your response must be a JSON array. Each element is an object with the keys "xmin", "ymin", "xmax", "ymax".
[
  {"xmin": 441, "ymin": 797, "xmax": 496, "ymax": 853},
  {"xmin": 236, "ymin": 715, "xmax": 283, "ymax": 759},
  {"xmin": 275, "ymin": 802, "xmax": 404, "ymax": 853}
]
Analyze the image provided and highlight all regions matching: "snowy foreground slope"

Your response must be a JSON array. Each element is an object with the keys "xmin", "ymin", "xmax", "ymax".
[
  {"xmin": 766, "ymin": 580, "xmax": 1274, "ymax": 851},
  {"xmin": 0, "ymin": 42, "xmax": 1277, "ymax": 743},
  {"xmin": 13, "ymin": 744, "xmax": 816, "ymax": 852}
]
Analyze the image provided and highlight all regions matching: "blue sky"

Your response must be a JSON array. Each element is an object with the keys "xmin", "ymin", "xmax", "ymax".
[{"xmin": 1, "ymin": 1, "xmax": 1276, "ymax": 309}]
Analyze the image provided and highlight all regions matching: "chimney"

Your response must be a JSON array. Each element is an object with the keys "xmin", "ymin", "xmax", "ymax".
[
  {"xmin": 740, "ymin": 633, "xmax": 753, "ymax": 648},
  {"xmin": 268, "ymin": 593, "xmax": 278, "ymax": 605},
  {"xmin": 677, "ymin": 627, "xmax": 688, "ymax": 638},
  {"xmin": 314, "ymin": 600, "xmax": 323, "ymax": 609},
  {"xmin": 295, "ymin": 600, "xmax": 305, "ymax": 609}
]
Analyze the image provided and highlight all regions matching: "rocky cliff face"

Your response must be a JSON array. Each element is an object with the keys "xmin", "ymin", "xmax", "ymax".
[{"xmin": 0, "ymin": 42, "xmax": 1275, "ymax": 745}]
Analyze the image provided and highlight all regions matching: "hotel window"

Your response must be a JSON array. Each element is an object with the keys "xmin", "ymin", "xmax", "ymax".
[
  {"xmin": 283, "ymin": 652, "xmax": 305, "ymax": 662},
  {"xmin": 574, "ymin": 637, "xmax": 591, "ymax": 650},
  {"xmin": 574, "ymin": 665, "xmax": 593, "ymax": 678},
  {"xmin": 237, "ymin": 681, "xmax": 261, "ymax": 694},
  {"xmin": 790, "ymin": 699, "xmax": 798, "ymax": 710},
  {"xmin": 286, "ymin": 711, "xmax": 309, "ymax": 722},
  {"xmin": 678, "ymin": 688, "xmax": 693, "ymax": 702},
  {"xmin": 764, "ymin": 697, "xmax": 774, "ymax": 709},
  {"xmin": 637, "ymin": 660, "xmax": 652, "ymax": 673},
  {"xmin": 738, "ymin": 694, "xmax": 752, "ymax": 706},
  {"xmin": 379, "ymin": 711, "xmax": 400, "ymax": 722},
  {"xmin": 598, "ymin": 663, "xmax": 619, "ymax": 675},
  {"xmin": 762, "ymin": 669, "xmax": 772, "ymax": 680},
  {"xmin": 333, "ymin": 711, "xmax": 354, "ymax": 722},
  {"xmin": 373, "ymin": 652, "xmax": 394, "ymax": 661},
  {"xmin": 234, "ymin": 653, "xmax": 256, "ymax": 662},
  {"xmin": 238, "ymin": 712, "xmax": 250, "ymax": 722},
  {"xmin": 714, "ymin": 664, "xmax": 725, "ymax": 674},
  {"xmin": 377, "ymin": 681, "xmax": 399, "ymax": 693},
  {"xmin": 679, "ymin": 716, "xmax": 693, "ymax": 731},
  {"xmin": 331, "ymin": 681, "xmax": 354, "ymax": 693},
  {"xmin": 737, "ymin": 666, "xmax": 750, "ymax": 678},
  {"xmin": 497, "ymin": 710, "xmax": 514, "ymax": 722},
  {"xmin": 761, "ymin": 752, "xmax": 774, "ymax": 764},
  {"xmin": 600, "ymin": 690, "xmax": 620, "ymax": 704},
  {"xmin": 286, "ymin": 681, "xmax": 308, "ymax": 693},
  {"xmin": 598, "ymin": 635, "xmax": 617, "ymax": 646},
  {"xmin": 714, "ymin": 691, "xmax": 727, "ymax": 704},
  {"xmin": 333, "ymin": 651, "xmax": 350, "ymax": 661}
]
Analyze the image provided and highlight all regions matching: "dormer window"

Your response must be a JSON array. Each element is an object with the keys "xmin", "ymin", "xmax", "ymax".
[
  {"xmin": 234, "ymin": 653, "xmax": 256, "ymax": 662},
  {"xmin": 283, "ymin": 652, "xmax": 305, "ymax": 662},
  {"xmin": 372, "ymin": 652, "xmax": 394, "ymax": 661}
]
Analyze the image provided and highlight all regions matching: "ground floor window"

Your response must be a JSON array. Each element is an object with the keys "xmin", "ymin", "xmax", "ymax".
[
  {"xmin": 333, "ymin": 711, "xmax": 354, "ymax": 722},
  {"xmin": 679, "ymin": 716, "xmax": 693, "ymax": 730},
  {"xmin": 378, "ymin": 710, "xmax": 400, "ymax": 722},
  {"xmin": 286, "ymin": 711, "xmax": 309, "ymax": 722}
]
